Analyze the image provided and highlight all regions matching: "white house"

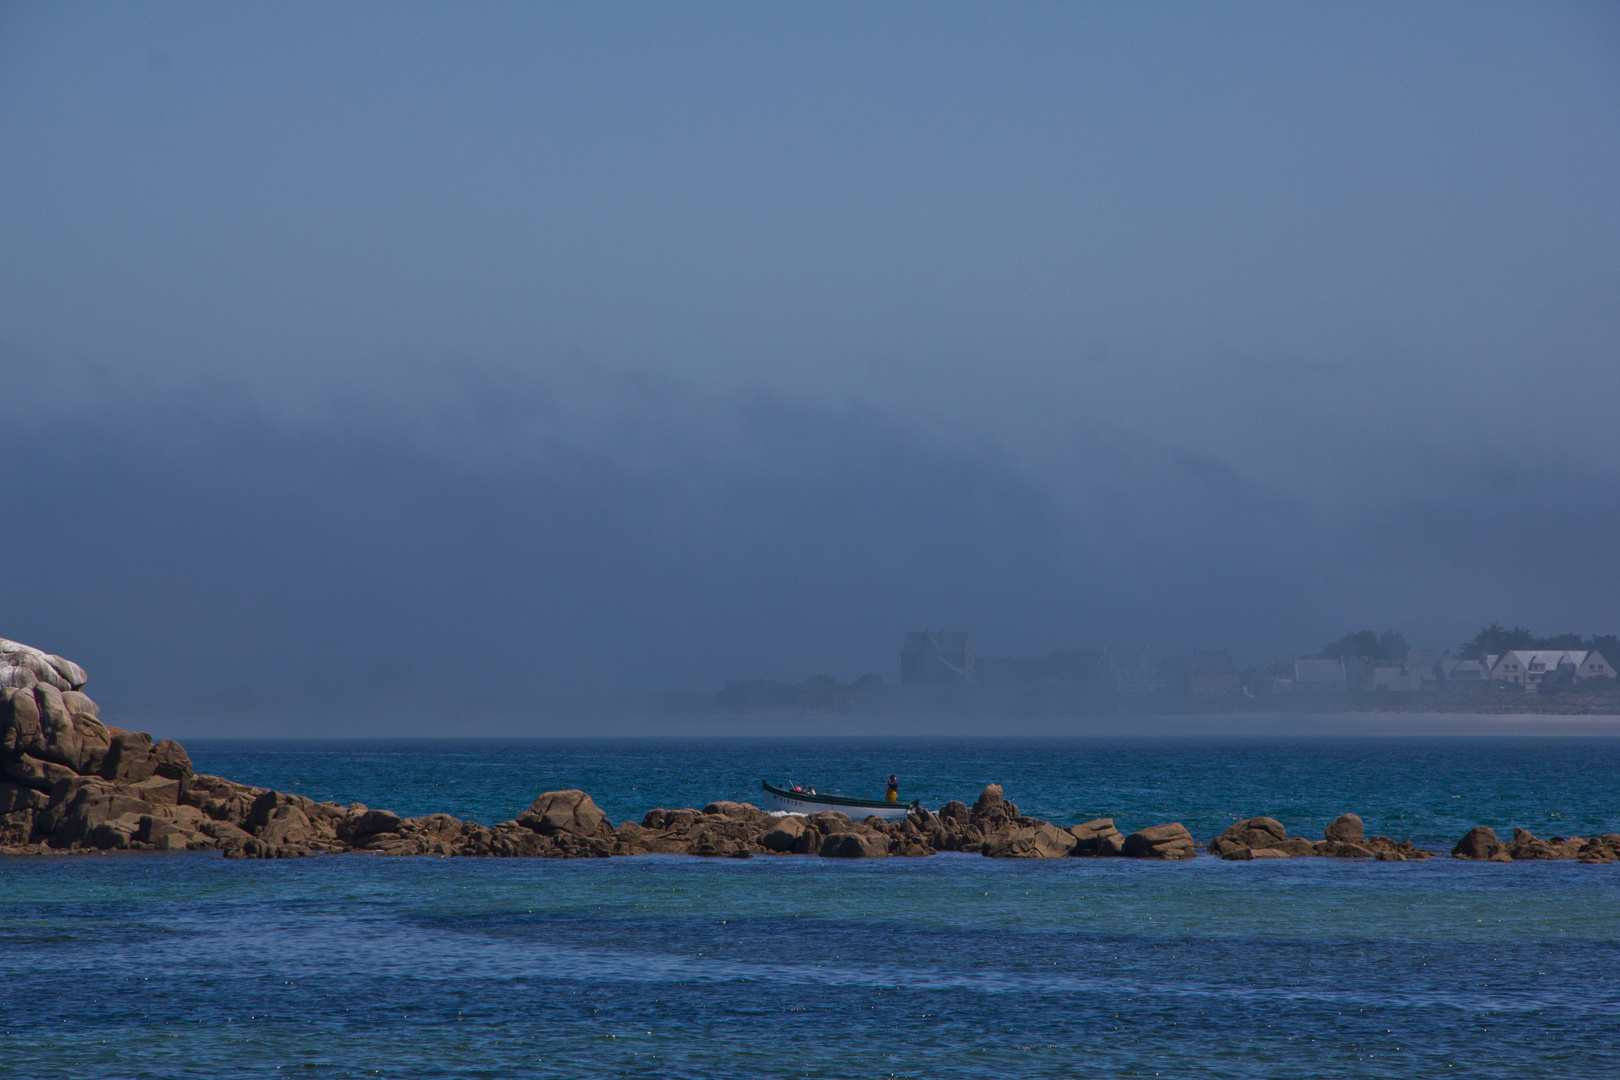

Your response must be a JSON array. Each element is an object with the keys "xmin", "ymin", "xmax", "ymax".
[{"xmin": 1487, "ymin": 650, "xmax": 1615, "ymax": 691}]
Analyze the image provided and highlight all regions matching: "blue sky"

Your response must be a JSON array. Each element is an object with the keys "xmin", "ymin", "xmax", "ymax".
[{"xmin": 2, "ymin": 2, "xmax": 1617, "ymax": 726}]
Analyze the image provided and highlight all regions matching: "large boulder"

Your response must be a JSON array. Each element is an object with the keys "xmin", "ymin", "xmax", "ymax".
[
  {"xmin": 46, "ymin": 654, "xmax": 88, "ymax": 690},
  {"xmin": 1451, "ymin": 826, "xmax": 1504, "ymax": 860},
  {"xmin": 152, "ymin": 739, "xmax": 193, "ymax": 779},
  {"xmin": 0, "ymin": 642, "xmax": 71, "ymax": 691},
  {"xmin": 820, "ymin": 831, "xmax": 889, "ymax": 858},
  {"xmin": 1325, "ymin": 813, "xmax": 1364, "ymax": 843},
  {"xmin": 0, "ymin": 687, "xmax": 42, "ymax": 754},
  {"xmin": 1067, "ymin": 818, "xmax": 1124, "ymax": 856},
  {"xmin": 340, "ymin": 808, "xmax": 403, "ymax": 843},
  {"xmin": 1123, "ymin": 823, "xmax": 1197, "ymax": 859},
  {"xmin": 3, "ymin": 753, "xmax": 76, "ymax": 791},
  {"xmin": 519, "ymin": 790, "xmax": 608, "ymax": 837},
  {"xmin": 60, "ymin": 690, "xmax": 99, "ymax": 721},
  {"xmin": 127, "ymin": 776, "xmax": 181, "ymax": 807},
  {"xmin": 642, "ymin": 808, "xmax": 699, "ymax": 831},
  {"xmin": 972, "ymin": 784, "xmax": 1004, "ymax": 816},
  {"xmin": 702, "ymin": 801, "xmax": 769, "ymax": 822},
  {"xmin": 259, "ymin": 803, "xmax": 317, "ymax": 847},
  {"xmin": 1209, "ymin": 816, "xmax": 1318, "ymax": 859},
  {"xmin": 134, "ymin": 814, "xmax": 198, "ymax": 851},
  {"xmin": 1503, "ymin": 827, "xmax": 1583, "ymax": 861},
  {"xmin": 1576, "ymin": 835, "xmax": 1620, "ymax": 864},
  {"xmin": 982, "ymin": 821, "xmax": 1077, "ymax": 859},
  {"xmin": 759, "ymin": 815, "xmax": 807, "ymax": 852},
  {"xmin": 37, "ymin": 778, "xmax": 156, "ymax": 847},
  {"xmin": 101, "ymin": 732, "xmax": 158, "ymax": 783}
]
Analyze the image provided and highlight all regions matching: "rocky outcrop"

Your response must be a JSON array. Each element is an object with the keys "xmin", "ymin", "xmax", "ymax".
[
  {"xmin": 1451, "ymin": 824, "xmax": 1620, "ymax": 863},
  {"xmin": 1208, "ymin": 817, "xmax": 1315, "ymax": 859},
  {"xmin": 1123, "ymin": 823, "xmax": 1197, "ymax": 859},
  {"xmin": 1206, "ymin": 813, "xmax": 1431, "ymax": 861},
  {"xmin": 981, "ymin": 820, "xmax": 1077, "ymax": 859},
  {"xmin": 1067, "ymin": 818, "xmax": 1125, "ymax": 856}
]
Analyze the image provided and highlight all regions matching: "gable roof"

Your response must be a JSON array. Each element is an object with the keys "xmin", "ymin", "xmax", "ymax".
[
  {"xmin": 1492, "ymin": 649, "xmax": 1587, "ymax": 675},
  {"xmin": 902, "ymin": 630, "xmax": 971, "ymax": 655}
]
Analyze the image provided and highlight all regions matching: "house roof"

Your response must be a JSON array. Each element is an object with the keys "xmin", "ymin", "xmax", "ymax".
[
  {"xmin": 1493, "ymin": 649, "xmax": 1588, "ymax": 674},
  {"xmin": 902, "ymin": 630, "xmax": 971, "ymax": 654}
]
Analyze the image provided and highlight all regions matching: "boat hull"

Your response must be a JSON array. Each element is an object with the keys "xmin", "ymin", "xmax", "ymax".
[{"xmin": 760, "ymin": 782, "xmax": 916, "ymax": 821}]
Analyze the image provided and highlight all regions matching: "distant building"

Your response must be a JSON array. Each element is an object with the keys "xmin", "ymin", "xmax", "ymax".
[
  {"xmin": 1163, "ymin": 649, "xmax": 1240, "ymax": 696},
  {"xmin": 1405, "ymin": 649, "xmax": 1448, "ymax": 690},
  {"xmin": 976, "ymin": 649, "xmax": 1102, "ymax": 687},
  {"xmin": 1372, "ymin": 665, "xmax": 1423, "ymax": 692},
  {"xmin": 1187, "ymin": 650, "xmax": 1240, "ymax": 696},
  {"xmin": 1100, "ymin": 646, "xmax": 1166, "ymax": 694},
  {"xmin": 1341, "ymin": 656, "xmax": 1375, "ymax": 691},
  {"xmin": 1441, "ymin": 658, "xmax": 1491, "ymax": 683},
  {"xmin": 1294, "ymin": 658, "xmax": 1347, "ymax": 694},
  {"xmin": 901, "ymin": 630, "xmax": 974, "ymax": 685},
  {"xmin": 1487, "ymin": 650, "xmax": 1615, "ymax": 692}
]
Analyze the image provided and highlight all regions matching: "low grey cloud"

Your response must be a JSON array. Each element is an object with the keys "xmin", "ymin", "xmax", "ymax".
[{"xmin": 5, "ymin": 365, "xmax": 1615, "ymax": 734}]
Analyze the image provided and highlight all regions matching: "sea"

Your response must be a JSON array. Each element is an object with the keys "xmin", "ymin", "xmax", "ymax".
[{"xmin": 2, "ymin": 736, "xmax": 1618, "ymax": 1079}]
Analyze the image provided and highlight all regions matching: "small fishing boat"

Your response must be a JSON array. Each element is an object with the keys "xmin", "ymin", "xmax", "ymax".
[{"xmin": 760, "ymin": 781, "xmax": 918, "ymax": 821}]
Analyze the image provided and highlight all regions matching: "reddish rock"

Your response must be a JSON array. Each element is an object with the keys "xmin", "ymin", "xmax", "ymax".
[
  {"xmin": 1451, "ymin": 826, "xmax": 1501, "ymax": 860},
  {"xmin": 1124, "ymin": 823, "xmax": 1197, "ymax": 859},
  {"xmin": 1068, "ymin": 818, "xmax": 1124, "ymax": 857},
  {"xmin": 820, "ymin": 831, "xmax": 889, "ymax": 858},
  {"xmin": 519, "ymin": 790, "xmax": 608, "ymax": 837},
  {"xmin": 1325, "ymin": 813, "xmax": 1365, "ymax": 843}
]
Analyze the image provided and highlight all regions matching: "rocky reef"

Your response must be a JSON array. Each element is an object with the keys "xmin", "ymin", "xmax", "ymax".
[
  {"xmin": 3, "ymin": 639, "xmax": 1615, "ymax": 864},
  {"xmin": 1449, "ymin": 824, "xmax": 1620, "ymax": 864},
  {"xmin": 1207, "ymin": 813, "xmax": 1431, "ymax": 861}
]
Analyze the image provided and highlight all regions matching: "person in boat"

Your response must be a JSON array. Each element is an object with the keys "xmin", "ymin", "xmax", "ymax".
[{"xmin": 885, "ymin": 774, "xmax": 899, "ymax": 803}]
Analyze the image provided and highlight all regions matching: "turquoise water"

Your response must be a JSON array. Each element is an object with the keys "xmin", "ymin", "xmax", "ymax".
[{"xmin": 3, "ymin": 738, "xmax": 1617, "ymax": 1078}]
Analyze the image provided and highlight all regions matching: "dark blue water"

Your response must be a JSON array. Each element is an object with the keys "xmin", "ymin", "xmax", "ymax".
[{"xmin": 3, "ymin": 738, "xmax": 1618, "ymax": 1079}]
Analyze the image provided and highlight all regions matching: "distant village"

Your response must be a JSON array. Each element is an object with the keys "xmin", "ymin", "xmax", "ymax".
[
  {"xmin": 713, "ymin": 624, "xmax": 1619, "ymax": 713},
  {"xmin": 897, "ymin": 626, "xmax": 1617, "ymax": 697}
]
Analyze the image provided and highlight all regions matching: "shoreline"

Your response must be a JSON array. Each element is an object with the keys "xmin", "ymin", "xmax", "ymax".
[
  {"xmin": 5, "ymin": 641, "xmax": 1617, "ymax": 864},
  {"xmin": 103, "ymin": 708, "xmax": 1620, "ymax": 742}
]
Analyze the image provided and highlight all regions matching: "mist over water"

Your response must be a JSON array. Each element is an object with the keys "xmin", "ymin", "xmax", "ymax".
[
  {"xmin": 5, "ymin": 374, "xmax": 1619, "ymax": 732},
  {"xmin": 2, "ymin": 4, "xmax": 1617, "ymax": 728}
]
